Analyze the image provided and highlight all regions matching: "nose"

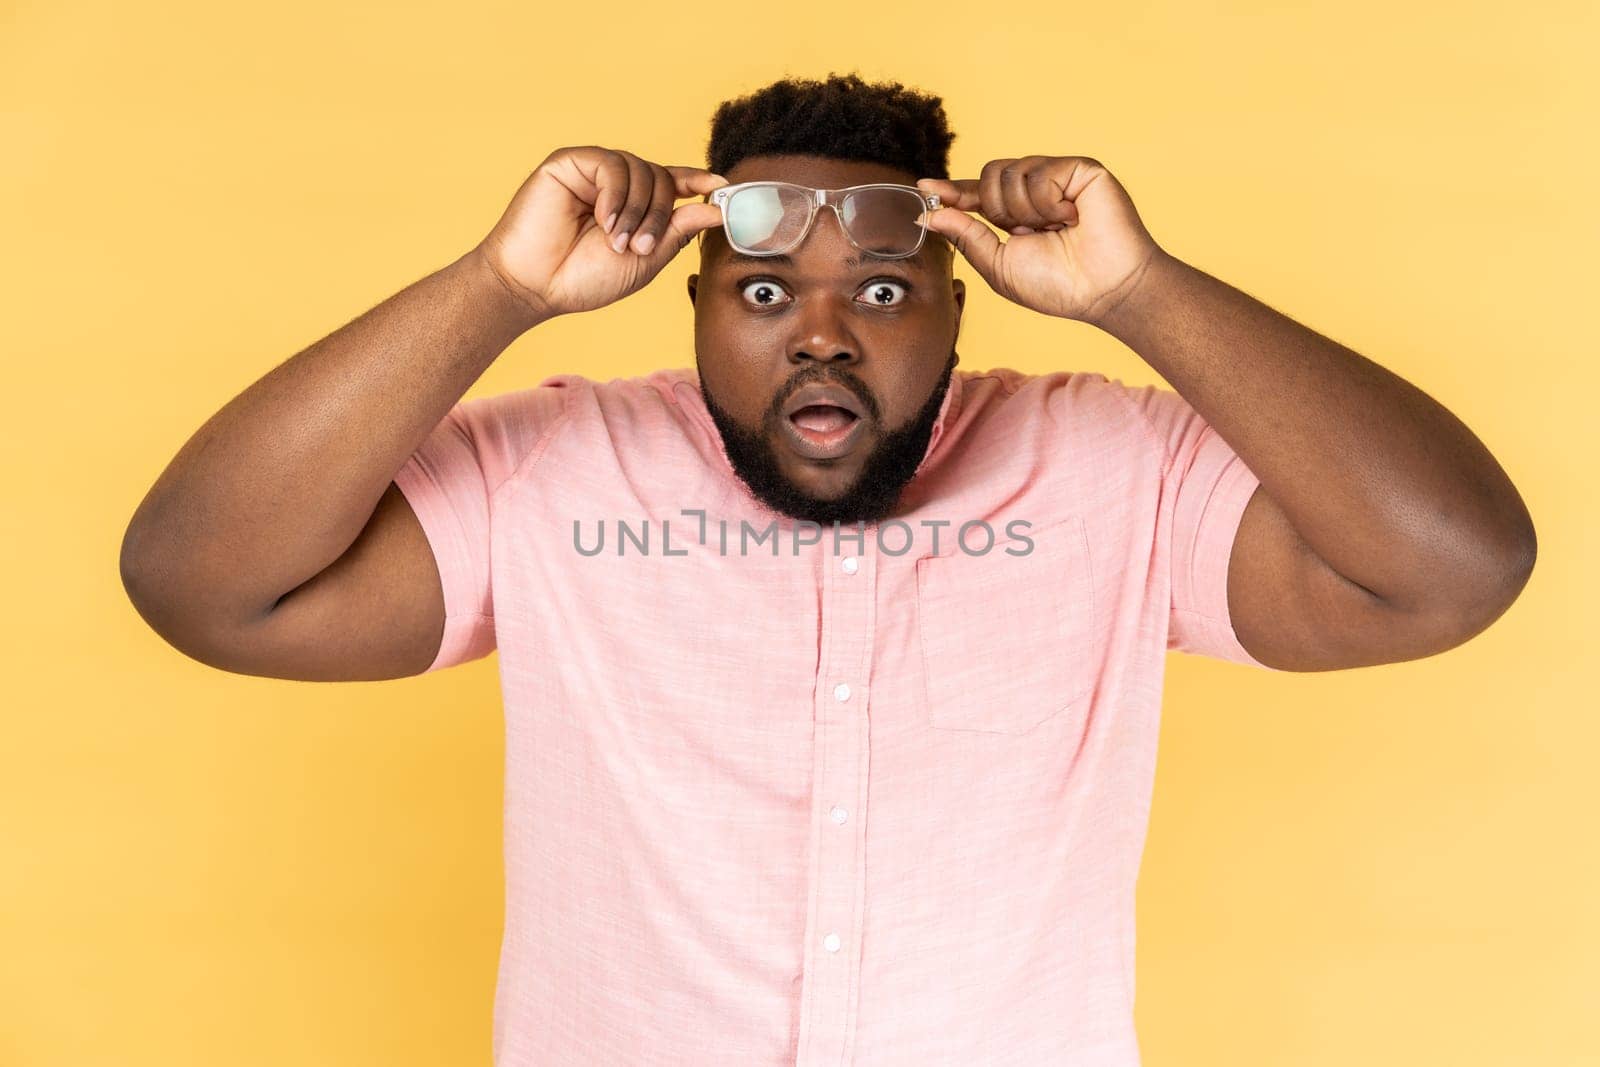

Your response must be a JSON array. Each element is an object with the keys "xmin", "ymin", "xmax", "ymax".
[
  {"xmin": 786, "ymin": 296, "xmax": 860, "ymax": 367},
  {"xmin": 788, "ymin": 340, "xmax": 856, "ymax": 366},
  {"xmin": 783, "ymin": 222, "xmax": 864, "ymax": 367}
]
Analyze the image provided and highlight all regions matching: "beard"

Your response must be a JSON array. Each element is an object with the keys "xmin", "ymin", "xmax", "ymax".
[{"xmin": 698, "ymin": 349, "xmax": 958, "ymax": 527}]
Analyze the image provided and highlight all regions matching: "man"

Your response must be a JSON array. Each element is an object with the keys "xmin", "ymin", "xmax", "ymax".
[{"xmin": 120, "ymin": 73, "xmax": 1535, "ymax": 1066}]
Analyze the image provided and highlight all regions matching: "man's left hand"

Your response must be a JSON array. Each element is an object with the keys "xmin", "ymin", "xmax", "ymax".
[{"xmin": 916, "ymin": 156, "xmax": 1164, "ymax": 324}]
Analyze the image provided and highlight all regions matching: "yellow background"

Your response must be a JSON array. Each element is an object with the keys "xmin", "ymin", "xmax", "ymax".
[{"xmin": 3, "ymin": 1, "xmax": 1594, "ymax": 1064}]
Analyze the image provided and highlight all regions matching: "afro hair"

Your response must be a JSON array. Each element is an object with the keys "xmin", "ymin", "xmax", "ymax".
[{"xmin": 705, "ymin": 71, "xmax": 955, "ymax": 183}]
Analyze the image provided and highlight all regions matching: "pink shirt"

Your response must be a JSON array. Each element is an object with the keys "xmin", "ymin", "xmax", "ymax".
[{"xmin": 393, "ymin": 365, "xmax": 1279, "ymax": 1066}]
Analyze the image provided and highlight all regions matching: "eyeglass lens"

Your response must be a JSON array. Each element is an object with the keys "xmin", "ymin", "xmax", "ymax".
[{"xmin": 725, "ymin": 186, "xmax": 926, "ymax": 256}]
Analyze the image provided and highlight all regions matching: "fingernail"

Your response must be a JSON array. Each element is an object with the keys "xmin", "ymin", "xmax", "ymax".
[
  {"xmin": 634, "ymin": 233, "xmax": 655, "ymax": 254},
  {"xmin": 605, "ymin": 212, "xmax": 618, "ymax": 234},
  {"xmin": 612, "ymin": 229, "xmax": 630, "ymax": 253}
]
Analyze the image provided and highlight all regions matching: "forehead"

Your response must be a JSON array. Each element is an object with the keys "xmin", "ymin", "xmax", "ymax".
[
  {"xmin": 722, "ymin": 153, "xmax": 915, "ymax": 188},
  {"xmin": 703, "ymin": 153, "xmax": 947, "ymax": 273}
]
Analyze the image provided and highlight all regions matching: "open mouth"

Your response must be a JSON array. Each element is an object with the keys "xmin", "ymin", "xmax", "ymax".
[
  {"xmin": 792, "ymin": 404, "xmax": 858, "ymax": 437},
  {"xmin": 783, "ymin": 405, "xmax": 866, "ymax": 459}
]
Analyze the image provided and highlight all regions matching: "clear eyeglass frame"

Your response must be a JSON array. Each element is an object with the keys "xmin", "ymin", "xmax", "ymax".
[{"xmin": 703, "ymin": 181, "xmax": 942, "ymax": 259}]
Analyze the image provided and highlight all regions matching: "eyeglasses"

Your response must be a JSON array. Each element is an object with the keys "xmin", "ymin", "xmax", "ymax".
[{"xmin": 705, "ymin": 181, "xmax": 942, "ymax": 259}]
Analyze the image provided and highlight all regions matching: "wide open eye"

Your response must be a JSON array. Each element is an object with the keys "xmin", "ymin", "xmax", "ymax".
[
  {"xmin": 858, "ymin": 280, "xmax": 909, "ymax": 307},
  {"xmin": 739, "ymin": 280, "xmax": 791, "ymax": 307}
]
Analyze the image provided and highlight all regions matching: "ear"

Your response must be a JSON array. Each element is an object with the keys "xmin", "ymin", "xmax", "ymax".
[
  {"xmin": 687, "ymin": 273, "xmax": 698, "ymax": 307},
  {"xmin": 951, "ymin": 277, "xmax": 965, "ymax": 338}
]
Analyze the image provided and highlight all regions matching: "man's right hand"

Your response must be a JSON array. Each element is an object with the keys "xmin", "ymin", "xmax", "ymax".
[{"xmin": 475, "ymin": 146, "xmax": 729, "ymax": 322}]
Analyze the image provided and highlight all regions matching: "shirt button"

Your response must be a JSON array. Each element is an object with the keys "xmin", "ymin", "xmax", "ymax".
[
  {"xmin": 841, "ymin": 555, "xmax": 859, "ymax": 574},
  {"xmin": 834, "ymin": 683, "xmax": 851, "ymax": 702},
  {"xmin": 823, "ymin": 932, "xmax": 841, "ymax": 953},
  {"xmin": 830, "ymin": 806, "xmax": 848, "ymax": 825}
]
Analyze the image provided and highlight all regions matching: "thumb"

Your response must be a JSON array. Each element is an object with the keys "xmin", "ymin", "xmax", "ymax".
[
  {"xmin": 921, "ymin": 206, "xmax": 1003, "ymax": 285},
  {"xmin": 655, "ymin": 202, "xmax": 724, "ymax": 256}
]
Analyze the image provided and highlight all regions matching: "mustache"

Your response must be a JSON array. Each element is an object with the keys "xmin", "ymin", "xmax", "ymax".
[{"xmin": 771, "ymin": 369, "xmax": 878, "ymax": 422}]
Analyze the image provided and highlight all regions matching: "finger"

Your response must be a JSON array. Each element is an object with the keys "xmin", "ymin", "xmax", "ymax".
[
  {"xmin": 1002, "ymin": 160, "xmax": 1053, "ymax": 228},
  {"xmin": 582, "ymin": 150, "xmax": 629, "ymax": 235},
  {"xmin": 1021, "ymin": 164, "xmax": 1078, "ymax": 227},
  {"xmin": 656, "ymin": 202, "xmax": 726, "ymax": 256},
  {"xmin": 629, "ymin": 163, "xmax": 682, "ymax": 255},
  {"xmin": 921, "ymin": 205, "xmax": 1004, "ymax": 287},
  {"xmin": 918, "ymin": 173, "xmax": 1070, "ymax": 226},
  {"xmin": 915, "ymin": 177, "xmax": 980, "ymax": 213},
  {"xmin": 666, "ymin": 165, "xmax": 731, "ymax": 200},
  {"xmin": 611, "ymin": 152, "xmax": 656, "ymax": 254},
  {"xmin": 979, "ymin": 158, "xmax": 1020, "ymax": 230}
]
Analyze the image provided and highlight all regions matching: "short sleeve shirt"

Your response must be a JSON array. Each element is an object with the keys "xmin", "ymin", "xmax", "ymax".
[{"xmin": 393, "ymin": 365, "xmax": 1279, "ymax": 1066}]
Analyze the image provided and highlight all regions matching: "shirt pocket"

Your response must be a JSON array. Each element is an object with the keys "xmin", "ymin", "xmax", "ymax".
[{"xmin": 913, "ymin": 515, "xmax": 1099, "ymax": 735}]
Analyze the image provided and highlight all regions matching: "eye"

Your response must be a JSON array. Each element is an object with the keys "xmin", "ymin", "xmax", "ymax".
[
  {"xmin": 739, "ymin": 279, "xmax": 791, "ymax": 307},
  {"xmin": 858, "ymin": 279, "xmax": 910, "ymax": 307}
]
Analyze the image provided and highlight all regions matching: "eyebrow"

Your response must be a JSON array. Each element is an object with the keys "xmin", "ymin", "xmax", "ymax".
[{"xmin": 721, "ymin": 250, "xmax": 928, "ymax": 272}]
